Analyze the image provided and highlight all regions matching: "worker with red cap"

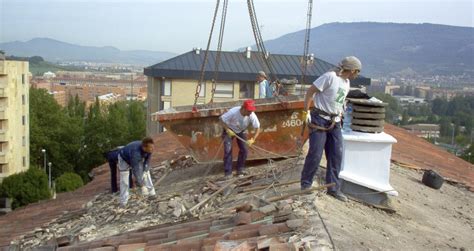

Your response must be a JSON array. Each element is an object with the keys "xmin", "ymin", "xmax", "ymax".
[{"xmin": 219, "ymin": 99, "xmax": 261, "ymax": 179}]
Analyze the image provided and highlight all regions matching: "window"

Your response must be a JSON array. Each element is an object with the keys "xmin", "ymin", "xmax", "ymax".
[
  {"xmin": 0, "ymin": 164, "xmax": 5, "ymax": 173},
  {"xmin": 214, "ymin": 83, "xmax": 234, "ymax": 98},
  {"xmin": 22, "ymin": 136, "xmax": 26, "ymax": 147},
  {"xmin": 22, "ymin": 116, "xmax": 25, "ymax": 125},
  {"xmin": 162, "ymin": 101, "xmax": 171, "ymax": 110},
  {"xmin": 239, "ymin": 82, "xmax": 255, "ymax": 99},
  {"xmin": 162, "ymin": 80, "xmax": 171, "ymax": 96},
  {"xmin": 22, "ymin": 74, "xmax": 25, "ymax": 84},
  {"xmin": 23, "ymin": 157, "xmax": 26, "ymax": 167},
  {"xmin": 22, "ymin": 95, "xmax": 25, "ymax": 105}
]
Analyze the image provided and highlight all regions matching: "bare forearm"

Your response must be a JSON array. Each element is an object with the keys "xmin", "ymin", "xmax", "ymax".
[
  {"xmin": 252, "ymin": 128, "xmax": 261, "ymax": 140},
  {"xmin": 304, "ymin": 86, "xmax": 318, "ymax": 110}
]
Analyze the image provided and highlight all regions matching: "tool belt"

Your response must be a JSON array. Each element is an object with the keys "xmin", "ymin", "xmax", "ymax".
[{"xmin": 307, "ymin": 108, "xmax": 340, "ymax": 132}]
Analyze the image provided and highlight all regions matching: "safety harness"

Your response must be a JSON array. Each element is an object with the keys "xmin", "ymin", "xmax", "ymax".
[{"xmin": 307, "ymin": 108, "xmax": 341, "ymax": 132}]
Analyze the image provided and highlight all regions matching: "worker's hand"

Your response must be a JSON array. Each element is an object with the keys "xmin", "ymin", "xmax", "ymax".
[
  {"xmin": 246, "ymin": 138, "xmax": 255, "ymax": 146},
  {"xmin": 226, "ymin": 129, "xmax": 236, "ymax": 137},
  {"xmin": 302, "ymin": 110, "xmax": 311, "ymax": 123}
]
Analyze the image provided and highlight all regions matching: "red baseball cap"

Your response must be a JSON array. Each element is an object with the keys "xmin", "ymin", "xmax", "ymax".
[{"xmin": 243, "ymin": 99, "xmax": 256, "ymax": 111}]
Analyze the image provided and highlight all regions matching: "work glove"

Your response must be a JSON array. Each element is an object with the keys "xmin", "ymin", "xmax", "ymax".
[
  {"xmin": 246, "ymin": 138, "xmax": 255, "ymax": 147},
  {"xmin": 302, "ymin": 110, "xmax": 311, "ymax": 123},
  {"xmin": 226, "ymin": 129, "xmax": 236, "ymax": 137},
  {"xmin": 140, "ymin": 186, "xmax": 149, "ymax": 196}
]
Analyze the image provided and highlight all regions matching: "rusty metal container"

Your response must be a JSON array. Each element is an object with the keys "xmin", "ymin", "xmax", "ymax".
[{"xmin": 151, "ymin": 96, "xmax": 308, "ymax": 163}]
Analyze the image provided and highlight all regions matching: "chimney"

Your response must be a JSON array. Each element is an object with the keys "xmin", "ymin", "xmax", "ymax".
[
  {"xmin": 308, "ymin": 53, "xmax": 314, "ymax": 62},
  {"xmin": 193, "ymin": 47, "xmax": 201, "ymax": 55},
  {"xmin": 245, "ymin": 47, "xmax": 251, "ymax": 59}
]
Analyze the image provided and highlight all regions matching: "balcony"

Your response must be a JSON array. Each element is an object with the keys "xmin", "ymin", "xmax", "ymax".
[
  {"xmin": 0, "ymin": 110, "xmax": 5, "ymax": 120},
  {"xmin": 0, "ymin": 61, "xmax": 5, "ymax": 76},
  {"xmin": 0, "ymin": 153, "xmax": 7, "ymax": 164},
  {"xmin": 0, "ymin": 88, "xmax": 6, "ymax": 98},
  {"xmin": 0, "ymin": 131, "xmax": 6, "ymax": 142}
]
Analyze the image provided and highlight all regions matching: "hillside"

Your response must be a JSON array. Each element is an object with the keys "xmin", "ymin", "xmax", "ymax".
[
  {"xmin": 0, "ymin": 38, "xmax": 176, "ymax": 65},
  {"xmin": 257, "ymin": 22, "xmax": 474, "ymax": 77}
]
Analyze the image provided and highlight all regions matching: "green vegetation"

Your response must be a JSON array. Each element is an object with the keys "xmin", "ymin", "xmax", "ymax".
[
  {"xmin": 7, "ymin": 55, "xmax": 80, "ymax": 76},
  {"xmin": 30, "ymin": 88, "xmax": 146, "ymax": 184},
  {"xmin": 372, "ymin": 93, "xmax": 474, "ymax": 163},
  {"xmin": 56, "ymin": 172, "xmax": 84, "ymax": 192},
  {"xmin": 0, "ymin": 168, "xmax": 51, "ymax": 209}
]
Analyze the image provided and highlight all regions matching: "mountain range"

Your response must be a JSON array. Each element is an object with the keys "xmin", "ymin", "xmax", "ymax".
[
  {"xmin": 257, "ymin": 22, "xmax": 474, "ymax": 76},
  {"xmin": 1, "ymin": 22, "xmax": 473, "ymax": 77},
  {"xmin": 0, "ymin": 38, "xmax": 176, "ymax": 65}
]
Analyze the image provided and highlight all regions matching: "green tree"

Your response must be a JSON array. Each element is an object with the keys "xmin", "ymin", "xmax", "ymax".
[
  {"xmin": 106, "ymin": 102, "xmax": 129, "ymax": 147},
  {"xmin": 30, "ymin": 88, "xmax": 78, "ymax": 177},
  {"xmin": 126, "ymin": 101, "xmax": 146, "ymax": 142},
  {"xmin": 0, "ymin": 168, "xmax": 51, "ymax": 209},
  {"xmin": 56, "ymin": 172, "xmax": 84, "ymax": 192}
]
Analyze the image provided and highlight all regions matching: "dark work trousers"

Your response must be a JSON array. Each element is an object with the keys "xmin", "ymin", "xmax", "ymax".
[
  {"xmin": 222, "ymin": 130, "xmax": 248, "ymax": 176},
  {"xmin": 301, "ymin": 112, "xmax": 343, "ymax": 192},
  {"xmin": 108, "ymin": 158, "xmax": 134, "ymax": 193}
]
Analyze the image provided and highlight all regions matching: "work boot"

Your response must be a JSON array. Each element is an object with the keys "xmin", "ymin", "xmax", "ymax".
[
  {"xmin": 237, "ymin": 170, "xmax": 249, "ymax": 177},
  {"xmin": 301, "ymin": 185, "xmax": 311, "ymax": 191},
  {"xmin": 223, "ymin": 174, "xmax": 233, "ymax": 181},
  {"xmin": 327, "ymin": 191, "xmax": 348, "ymax": 202}
]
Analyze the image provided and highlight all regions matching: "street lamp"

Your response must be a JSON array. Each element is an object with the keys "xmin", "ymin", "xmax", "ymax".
[
  {"xmin": 48, "ymin": 162, "xmax": 52, "ymax": 189},
  {"xmin": 41, "ymin": 149, "xmax": 46, "ymax": 171}
]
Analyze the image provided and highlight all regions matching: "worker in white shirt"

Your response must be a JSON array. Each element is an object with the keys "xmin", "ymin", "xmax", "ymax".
[{"xmin": 220, "ymin": 99, "xmax": 261, "ymax": 179}]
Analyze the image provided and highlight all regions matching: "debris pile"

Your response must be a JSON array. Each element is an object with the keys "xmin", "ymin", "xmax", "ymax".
[{"xmin": 13, "ymin": 155, "xmax": 338, "ymax": 250}]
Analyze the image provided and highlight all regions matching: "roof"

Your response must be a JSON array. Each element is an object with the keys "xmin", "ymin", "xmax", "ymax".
[
  {"xmin": 144, "ymin": 50, "xmax": 371, "ymax": 86},
  {"xmin": 0, "ymin": 124, "xmax": 474, "ymax": 250},
  {"xmin": 402, "ymin": 124, "xmax": 440, "ymax": 131},
  {"xmin": 0, "ymin": 132, "xmax": 188, "ymax": 248},
  {"xmin": 386, "ymin": 124, "xmax": 474, "ymax": 191}
]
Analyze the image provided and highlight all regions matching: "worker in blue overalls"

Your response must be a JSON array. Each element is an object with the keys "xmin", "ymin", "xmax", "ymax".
[
  {"xmin": 300, "ymin": 56, "xmax": 362, "ymax": 202},
  {"xmin": 105, "ymin": 146, "xmax": 133, "ymax": 193}
]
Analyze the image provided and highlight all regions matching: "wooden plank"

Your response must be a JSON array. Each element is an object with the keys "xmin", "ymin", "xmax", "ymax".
[
  {"xmin": 352, "ymin": 112, "xmax": 385, "ymax": 119},
  {"xmin": 189, "ymin": 176, "xmax": 254, "ymax": 212},
  {"xmin": 240, "ymin": 179, "xmax": 300, "ymax": 193},
  {"xmin": 352, "ymin": 105, "xmax": 386, "ymax": 113},
  {"xmin": 351, "ymin": 119, "xmax": 385, "ymax": 127},
  {"xmin": 351, "ymin": 124, "xmax": 384, "ymax": 133}
]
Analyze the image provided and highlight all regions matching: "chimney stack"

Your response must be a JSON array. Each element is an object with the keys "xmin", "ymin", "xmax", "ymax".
[
  {"xmin": 193, "ymin": 47, "xmax": 201, "ymax": 55},
  {"xmin": 245, "ymin": 47, "xmax": 251, "ymax": 59}
]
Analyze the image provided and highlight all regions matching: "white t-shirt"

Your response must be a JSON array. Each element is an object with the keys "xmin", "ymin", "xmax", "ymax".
[
  {"xmin": 220, "ymin": 106, "xmax": 260, "ymax": 133},
  {"xmin": 312, "ymin": 71, "xmax": 350, "ymax": 115}
]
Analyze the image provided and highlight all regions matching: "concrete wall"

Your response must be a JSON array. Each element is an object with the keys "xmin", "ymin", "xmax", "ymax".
[{"xmin": 0, "ymin": 59, "xmax": 30, "ymax": 182}]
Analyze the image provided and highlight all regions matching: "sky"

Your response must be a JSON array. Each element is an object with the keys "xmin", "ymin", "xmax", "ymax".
[{"xmin": 1, "ymin": 0, "xmax": 473, "ymax": 54}]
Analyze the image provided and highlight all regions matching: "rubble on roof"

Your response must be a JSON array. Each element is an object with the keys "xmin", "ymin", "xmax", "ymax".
[
  {"xmin": 12, "ymin": 156, "xmax": 337, "ymax": 251},
  {"xmin": 2, "ymin": 126, "xmax": 473, "ymax": 251}
]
